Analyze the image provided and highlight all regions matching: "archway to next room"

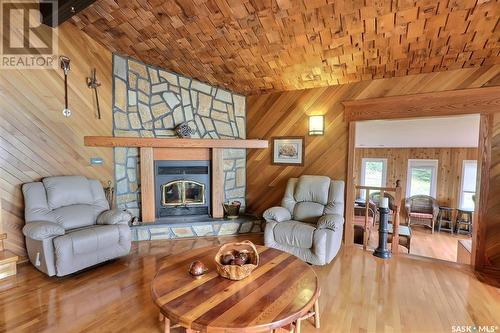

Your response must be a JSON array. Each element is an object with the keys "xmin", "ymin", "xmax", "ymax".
[
  {"xmin": 351, "ymin": 115, "xmax": 479, "ymax": 263},
  {"xmin": 343, "ymin": 86, "xmax": 498, "ymax": 271}
]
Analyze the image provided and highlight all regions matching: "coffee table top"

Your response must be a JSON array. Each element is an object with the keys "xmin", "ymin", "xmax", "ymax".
[{"xmin": 151, "ymin": 245, "xmax": 320, "ymax": 333}]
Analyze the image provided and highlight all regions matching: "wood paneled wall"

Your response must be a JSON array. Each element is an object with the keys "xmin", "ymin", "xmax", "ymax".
[
  {"xmin": 247, "ymin": 65, "xmax": 500, "ymax": 215},
  {"xmin": 480, "ymin": 114, "xmax": 500, "ymax": 271},
  {"xmin": 354, "ymin": 148, "xmax": 478, "ymax": 208},
  {"xmin": 0, "ymin": 22, "xmax": 113, "ymax": 257}
]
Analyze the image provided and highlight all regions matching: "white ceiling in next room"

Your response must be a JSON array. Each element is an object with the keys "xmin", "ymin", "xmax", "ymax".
[{"xmin": 355, "ymin": 114, "xmax": 480, "ymax": 148}]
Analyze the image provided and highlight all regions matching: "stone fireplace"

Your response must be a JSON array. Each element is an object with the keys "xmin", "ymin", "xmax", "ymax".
[
  {"xmin": 155, "ymin": 160, "xmax": 211, "ymax": 219},
  {"xmin": 110, "ymin": 54, "xmax": 266, "ymax": 241},
  {"xmin": 112, "ymin": 54, "xmax": 247, "ymax": 220}
]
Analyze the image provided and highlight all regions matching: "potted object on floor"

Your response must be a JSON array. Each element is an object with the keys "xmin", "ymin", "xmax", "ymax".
[{"xmin": 223, "ymin": 201, "xmax": 241, "ymax": 219}]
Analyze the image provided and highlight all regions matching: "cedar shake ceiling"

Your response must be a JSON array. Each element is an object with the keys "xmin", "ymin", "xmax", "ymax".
[{"xmin": 71, "ymin": 0, "xmax": 500, "ymax": 95}]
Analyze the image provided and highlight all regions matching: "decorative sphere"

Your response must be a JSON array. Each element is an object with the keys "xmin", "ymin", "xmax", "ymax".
[{"xmin": 189, "ymin": 260, "xmax": 207, "ymax": 276}]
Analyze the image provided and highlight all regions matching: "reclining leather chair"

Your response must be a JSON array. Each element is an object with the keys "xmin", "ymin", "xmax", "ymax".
[
  {"xmin": 22, "ymin": 176, "xmax": 132, "ymax": 276},
  {"xmin": 263, "ymin": 175, "xmax": 345, "ymax": 265}
]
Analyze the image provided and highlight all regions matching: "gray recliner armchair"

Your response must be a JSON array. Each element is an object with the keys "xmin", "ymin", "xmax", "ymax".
[
  {"xmin": 22, "ymin": 176, "xmax": 132, "ymax": 276},
  {"xmin": 263, "ymin": 175, "xmax": 345, "ymax": 265}
]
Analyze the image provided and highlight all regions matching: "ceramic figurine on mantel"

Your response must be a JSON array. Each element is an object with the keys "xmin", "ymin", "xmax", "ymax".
[{"xmin": 175, "ymin": 122, "xmax": 193, "ymax": 138}]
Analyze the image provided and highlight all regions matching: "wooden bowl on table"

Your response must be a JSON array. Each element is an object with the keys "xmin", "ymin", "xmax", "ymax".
[{"xmin": 214, "ymin": 240, "xmax": 259, "ymax": 280}]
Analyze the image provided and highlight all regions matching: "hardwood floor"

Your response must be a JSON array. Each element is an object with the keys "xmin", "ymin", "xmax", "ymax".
[
  {"xmin": 409, "ymin": 229, "xmax": 470, "ymax": 262},
  {"xmin": 1, "ymin": 235, "xmax": 499, "ymax": 333},
  {"xmin": 366, "ymin": 227, "xmax": 470, "ymax": 262}
]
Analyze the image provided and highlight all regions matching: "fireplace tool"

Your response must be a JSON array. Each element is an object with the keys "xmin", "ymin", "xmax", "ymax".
[
  {"xmin": 60, "ymin": 56, "xmax": 71, "ymax": 117},
  {"xmin": 87, "ymin": 68, "xmax": 102, "ymax": 119}
]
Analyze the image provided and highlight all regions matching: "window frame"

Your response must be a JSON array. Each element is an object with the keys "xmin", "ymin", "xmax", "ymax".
[
  {"xmin": 360, "ymin": 157, "xmax": 388, "ymax": 188},
  {"xmin": 406, "ymin": 159, "xmax": 439, "ymax": 198},
  {"xmin": 459, "ymin": 160, "xmax": 478, "ymax": 210}
]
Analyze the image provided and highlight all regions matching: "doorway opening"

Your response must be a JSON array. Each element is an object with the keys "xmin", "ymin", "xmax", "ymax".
[{"xmin": 352, "ymin": 115, "xmax": 479, "ymax": 263}]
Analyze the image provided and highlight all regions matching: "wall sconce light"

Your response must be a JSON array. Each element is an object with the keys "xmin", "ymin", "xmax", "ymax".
[{"xmin": 309, "ymin": 115, "xmax": 324, "ymax": 135}]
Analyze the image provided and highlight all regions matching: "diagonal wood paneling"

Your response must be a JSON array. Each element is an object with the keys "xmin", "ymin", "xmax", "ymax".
[
  {"xmin": 0, "ymin": 22, "xmax": 114, "ymax": 257},
  {"xmin": 246, "ymin": 64, "xmax": 500, "ymax": 215},
  {"xmin": 71, "ymin": 0, "xmax": 500, "ymax": 95}
]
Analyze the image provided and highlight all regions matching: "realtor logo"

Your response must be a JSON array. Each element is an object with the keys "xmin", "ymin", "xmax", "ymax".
[{"xmin": 1, "ymin": 0, "xmax": 58, "ymax": 69}]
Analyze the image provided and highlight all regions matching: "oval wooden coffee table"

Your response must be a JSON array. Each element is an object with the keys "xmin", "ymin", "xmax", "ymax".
[{"xmin": 151, "ymin": 245, "xmax": 320, "ymax": 333}]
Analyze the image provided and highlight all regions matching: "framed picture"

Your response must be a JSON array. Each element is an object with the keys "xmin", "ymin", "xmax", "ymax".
[{"xmin": 272, "ymin": 136, "xmax": 305, "ymax": 166}]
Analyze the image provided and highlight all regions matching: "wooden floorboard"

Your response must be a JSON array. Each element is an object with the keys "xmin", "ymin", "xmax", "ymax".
[
  {"xmin": 366, "ymin": 228, "xmax": 470, "ymax": 263},
  {"xmin": 1, "ymin": 235, "xmax": 499, "ymax": 333}
]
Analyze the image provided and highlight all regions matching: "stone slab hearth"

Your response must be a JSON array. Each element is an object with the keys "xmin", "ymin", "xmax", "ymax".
[{"xmin": 131, "ymin": 215, "xmax": 263, "ymax": 241}]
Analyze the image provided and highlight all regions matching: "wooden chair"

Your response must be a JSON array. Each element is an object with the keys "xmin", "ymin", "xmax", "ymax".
[
  {"xmin": 293, "ymin": 298, "xmax": 320, "ymax": 333},
  {"xmin": 0, "ymin": 233, "xmax": 19, "ymax": 280},
  {"xmin": 405, "ymin": 195, "xmax": 439, "ymax": 233},
  {"xmin": 370, "ymin": 192, "xmax": 396, "ymax": 211},
  {"xmin": 353, "ymin": 201, "xmax": 377, "ymax": 249},
  {"xmin": 354, "ymin": 181, "xmax": 403, "ymax": 255},
  {"xmin": 160, "ymin": 298, "xmax": 320, "ymax": 333}
]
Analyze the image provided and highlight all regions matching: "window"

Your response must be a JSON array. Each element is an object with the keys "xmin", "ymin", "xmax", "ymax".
[
  {"xmin": 360, "ymin": 158, "xmax": 387, "ymax": 199},
  {"xmin": 406, "ymin": 159, "xmax": 438, "ymax": 197},
  {"xmin": 460, "ymin": 160, "xmax": 477, "ymax": 210}
]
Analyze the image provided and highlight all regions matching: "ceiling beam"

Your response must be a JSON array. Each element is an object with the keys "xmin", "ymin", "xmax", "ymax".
[
  {"xmin": 343, "ymin": 86, "xmax": 500, "ymax": 122},
  {"xmin": 40, "ymin": 0, "xmax": 96, "ymax": 27}
]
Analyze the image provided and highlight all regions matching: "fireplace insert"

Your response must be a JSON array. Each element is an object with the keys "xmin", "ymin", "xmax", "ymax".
[
  {"xmin": 161, "ymin": 180, "xmax": 205, "ymax": 206},
  {"xmin": 155, "ymin": 160, "xmax": 210, "ymax": 218}
]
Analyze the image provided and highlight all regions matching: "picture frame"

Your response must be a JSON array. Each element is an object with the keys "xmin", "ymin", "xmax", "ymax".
[{"xmin": 271, "ymin": 136, "xmax": 305, "ymax": 166}]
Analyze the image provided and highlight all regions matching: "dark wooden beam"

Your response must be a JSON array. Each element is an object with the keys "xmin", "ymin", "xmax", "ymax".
[{"xmin": 40, "ymin": 0, "xmax": 96, "ymax": 27}]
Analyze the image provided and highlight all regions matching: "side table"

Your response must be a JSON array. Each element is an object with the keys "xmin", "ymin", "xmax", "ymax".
[
  {"xmin": 437, "ymin": 207, "xmax": 454, "ymax": 234},
  {"xmin": 456, "ymin": 209, "xmax": 473, "ymax": 236}
]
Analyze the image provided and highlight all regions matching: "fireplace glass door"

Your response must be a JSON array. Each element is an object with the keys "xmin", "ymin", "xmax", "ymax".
[{"xmin": 162, "ymin": 180, "xmax": 205, "ymax": 206}]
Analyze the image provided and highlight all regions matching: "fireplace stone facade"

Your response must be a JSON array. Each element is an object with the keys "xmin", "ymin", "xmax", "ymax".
[{"xmin": 112, "ymin": 54, "xmax": 247, "ymax": 221}]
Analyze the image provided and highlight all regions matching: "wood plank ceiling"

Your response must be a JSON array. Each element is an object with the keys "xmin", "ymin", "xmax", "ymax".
[{"xmin": 71, "ymin": 0, "xmax": 500, "ymax": 95}]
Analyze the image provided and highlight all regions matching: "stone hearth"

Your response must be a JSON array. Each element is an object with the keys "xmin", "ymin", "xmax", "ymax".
[{"xmin": 131, "ymin": 215, "xmax": 263, "ymax": 241}]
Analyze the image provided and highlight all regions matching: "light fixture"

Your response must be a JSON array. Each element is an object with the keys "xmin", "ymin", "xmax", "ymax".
[{"xmin": 309, "ymin": 115, "xmax": 324, "ymax": 135}]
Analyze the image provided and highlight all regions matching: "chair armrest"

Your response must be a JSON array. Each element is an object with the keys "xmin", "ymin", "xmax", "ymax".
[
  {"xmin": 23, "ymin": 221, "xmax": 65, "ymax": 240},
  {"xmin": 317, "ymin": 214, "xmax": 344, "ymax": 232},
  {"xmin": 263, "ymin": 207, "xmax": 291, "ymax": 223},
  {"xmin": 405, "ymin": 200, "xmax": 411, "ymax": 216},
  {"xmin": 432, "ymin": 203, "xmax": 440, "ymax": 219},
  {"xmin": 97, "ymin": 209, "xmax": 133, "ymax": 225}
]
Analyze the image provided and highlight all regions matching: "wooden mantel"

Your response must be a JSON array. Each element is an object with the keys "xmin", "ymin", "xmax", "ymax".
[
  {"xmin": 84, "ymin": 136, "xmax": 268, "ymax": 149},
  {"xmin": 84, "ymin": 136, "xmax": 268, "ymax": 222}
]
